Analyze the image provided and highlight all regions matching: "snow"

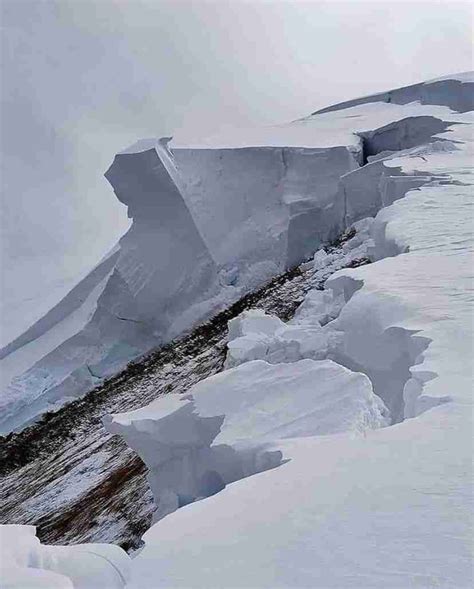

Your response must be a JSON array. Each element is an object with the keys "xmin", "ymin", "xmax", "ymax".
[
  {"xmin": 123, "ymin": 80, "xmax": 473, "ymax": 587},
  {"xmin": 1, "ymin": 71, "xmax": 472, "ymax": 587},
  {"xmin": 225, "ymin": 305, "xmax": 343, "ymax": 369},
  {"xmin": 313, "ymin": 71, "xmax": 474, "ymax": 117},
  {"xmin": 425, "ymin": 70, "xmax": 474, "ymax": 84},
  {"xmin": 129, "ymin": 406, "xmax": 471, "ymax": 589},
  {"xmin": 106, "ymin": 358, "xmax": 388, "ymax": 522},
  {"xmin": 223, "ymin": 220, "xmax": 380, "ymax": 369},
  {"xmin": 0, "ymin": 525, "xmax": 130, "ymax": 589},
  {"xmin": 2, "ymin": 74, "xmax": 472, "ymax": 433}
]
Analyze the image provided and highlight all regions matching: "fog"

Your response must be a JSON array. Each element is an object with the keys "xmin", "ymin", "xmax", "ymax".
[{"xmin": 1, "ymin": 0, "xmax": 472, "ymax": 345}]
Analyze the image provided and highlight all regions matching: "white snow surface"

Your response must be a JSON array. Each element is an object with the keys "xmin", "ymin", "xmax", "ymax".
[
  {"xmin": 130, "ymin": 407, "xmax": 471, "ymax": 589},
  {"xmin": 124, "ymin": 86, "xmax": 473, "ymax": 587},
  {"xmin": 106, "ymin": 358, "xmax": 389, "ymax": 521},
  {"xmin": 426, "ymin": 70, "xmax": 474, "ymax": 84},
  {"xmin": 1, "ymin": 73, "xmax": 473, "ymax": 587},
  {"xmin": 0, "ymin": 525, "xmax": 130, "ymax": 589},
  {"xmin": 2, "ymin": 73, "xmax": 472, "ymax": 433}
]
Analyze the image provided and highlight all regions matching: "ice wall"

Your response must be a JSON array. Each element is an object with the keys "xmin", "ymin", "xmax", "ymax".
[
  {"xmin": 105, "ymin": 140, "xmax": 219, "ymax": 334},
  {"xmin": 1, "ymin": 73, "xmax": 472, "ymax": 434},
  {"xmin": 174, "ymin": 144, "xmax": 359, "ymax": 270}
]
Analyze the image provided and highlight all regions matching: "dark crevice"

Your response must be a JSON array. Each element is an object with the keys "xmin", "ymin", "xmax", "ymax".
[{"xmin": 356, "ymin": 116, "xmax": 457, "ymax": 167}]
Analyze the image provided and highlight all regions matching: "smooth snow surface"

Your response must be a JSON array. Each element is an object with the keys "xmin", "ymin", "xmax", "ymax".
[
  {"xmin": 130, "ymin": 408, "xmax": 471, "ymax": 589},
  {"xmin": 2, "ymin": 73, "xmax": 472, "ymax": 433},
  {"xmin": 0, "ymin": 525, "xmax": 130, "ymax": 589}
]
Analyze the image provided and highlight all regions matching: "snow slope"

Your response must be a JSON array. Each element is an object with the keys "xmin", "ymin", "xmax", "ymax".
[
  {"xmin": 112, "ymin": 77, "xmax": 472, "ymax": 588},
  {"xmin": 1, "ymin": 73, "xmax": 472, "ymax": 441},
  {"xmin": 130, "ymin": 410, "xmax": 471, "ymax": 588}
]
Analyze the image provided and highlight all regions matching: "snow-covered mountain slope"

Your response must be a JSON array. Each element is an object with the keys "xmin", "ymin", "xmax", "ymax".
[
  {"xmin": 1, "ymin": 73, "xmax": 472, "ymax": 435},
  {"xmin": 116, "ymin": 96, "xmax": 473, "ymax": 588},
  {"xmin": 0, "ymin": 233, "xmax": 367, "ymax": 551},
  {"xmin": 1, "ymin": 72, "xmax": 473, "ymax": 588}
]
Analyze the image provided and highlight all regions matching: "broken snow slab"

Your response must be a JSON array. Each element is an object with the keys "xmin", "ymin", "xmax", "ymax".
[{"xmin": 105, "ymin": 359, "xmax": 389, "ymax": 521}]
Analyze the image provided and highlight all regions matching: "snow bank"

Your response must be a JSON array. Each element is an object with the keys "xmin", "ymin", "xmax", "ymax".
[
  {"xmin": 0, "ymin": 525, "xmax": 130, "ymax": 589},
  {"xmin": 125, "ymin": 83, "xmax": 473, "ymax": 588},
  {"xmin": 129, "ymin": 405, "xmax": 472, "ymax": 589},
  {"xmin": 105, "ymin": 359, "xmax": 388, "ymax": 521},
  {"xmin": 1, "ymin": 74, "xmax": 472, "ymax": 435}
]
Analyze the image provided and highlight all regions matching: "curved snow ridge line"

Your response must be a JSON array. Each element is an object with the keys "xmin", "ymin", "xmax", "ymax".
[
  {"xmin": 66, "ymin": 546, "xmax": 129, "ymax": 587},
  {"xmin": 0, "ymin": 250, "xmax": 119, "ymax": 361},
  {"xmin": 312, "ymin": 72, "xmax": 474, "ymax": 116}
]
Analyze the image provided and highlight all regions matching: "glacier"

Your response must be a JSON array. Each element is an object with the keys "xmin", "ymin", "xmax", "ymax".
[
  {"xmin": 1, "ymin": 71, "xmax": 473, "ymax": 588},
  {"xmin": 1, "ymin": 73, "xmax": 472, "ymax": 434}
]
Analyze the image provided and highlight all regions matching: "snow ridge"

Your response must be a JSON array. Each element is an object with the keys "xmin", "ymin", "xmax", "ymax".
[
  {"xmin": 1, "ymin": 72, "xmax": 473, "ymax": 589},
  {"xmin": 2, "ymin": 77, "xmax": 471, "ymax": 433}
]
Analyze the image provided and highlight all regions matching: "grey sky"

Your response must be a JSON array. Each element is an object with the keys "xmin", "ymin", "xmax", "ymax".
[{"xmin": 1, "ymin": 0, "xmax": 472, "ymax": 345}]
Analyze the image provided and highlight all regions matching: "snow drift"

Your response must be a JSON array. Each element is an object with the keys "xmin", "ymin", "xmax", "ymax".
[{"xmin": 0, "ymin": 524, "xmax": 130, "ymax": 588}]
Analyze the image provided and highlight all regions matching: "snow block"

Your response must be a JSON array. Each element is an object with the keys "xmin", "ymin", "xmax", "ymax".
[
  {"xmin": 105, "ymin": 359, "xmax": 389, "ymax": 521},
  {"xmin": 1, "ymin": 73, "xmax": 469, "ymax": 433}
]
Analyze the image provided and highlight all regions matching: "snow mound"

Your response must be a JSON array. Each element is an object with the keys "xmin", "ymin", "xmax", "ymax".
[{"xmin": 0, "ymin": 524, "xmax": 130, "ymax": 589}]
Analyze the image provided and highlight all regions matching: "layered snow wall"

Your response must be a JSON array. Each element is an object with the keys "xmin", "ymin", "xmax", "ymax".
[
  {"xmin": 121, "ymin": 75, "xmax": 473, "ymax": 588},
  {"xmin": 1, "ymin": 73, "xmax": 472, "ymax": 434}
]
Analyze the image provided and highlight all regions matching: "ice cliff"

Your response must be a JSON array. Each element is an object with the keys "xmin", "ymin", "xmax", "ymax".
[
  {"xmin": 1, "ymin": 72, "xmax": 472, "ymax": 434},
  {"xmin": 109, "ymin": 72, "xmax": 473, "ymax": 588},
  {"xmin": 1, "ymin": 72, "xmax": 473, "ymax": 588}
]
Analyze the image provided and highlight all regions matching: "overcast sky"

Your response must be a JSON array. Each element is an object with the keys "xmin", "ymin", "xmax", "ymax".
[{"xmin": 1, "ymin": 0, "xmax": 473, "ymax": 344}]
